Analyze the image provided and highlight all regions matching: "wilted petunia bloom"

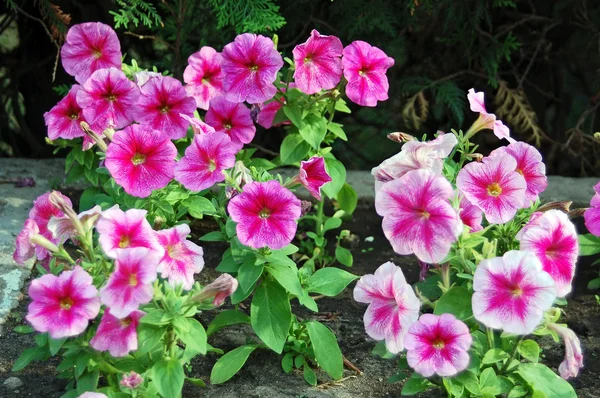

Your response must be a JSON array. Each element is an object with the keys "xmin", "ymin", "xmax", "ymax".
[
  {"xmin": 179, "ymin": 114, "xmax": 216, "ymax": 135},
  {"xmin": 205, "ymin": 96, "xmax": 256, "ymax": 151},
  {"xmin": 60, "ymin": 22, "xmax": 122, "ymax": 84},
  {"xmin": 547, "ymin": 323, "xmax": 584, "ymax": 379},
  {"xmin": 404, "ymin": 314, "xmax": 472, "ymax": 377},
  {"xmin": 458, "ymin": 193, "xmax": 483, "ymax": 232},
  {"xmin": 174, "ymin": 132, "xmax": 237, "ymax": 192},
  {"xmin": 584, "ymin": 181, "xmax": 600, "ymax": 236},
  {"xmin": 105, "ymin": 125, "xmax": 177, "ymax": 198},
  {"xmin": 342, "ymin": 41, "xmax": 394, "ymax": 107},
  {"xmin": 120, "ymin": 371, "xmax": 144, "ymax": 389},
  {"xmin": 295, "ymin": 156, "xmax": 332, "ymax": 200},
  {"xmin": 44, "ymin": 85, "xmax": 87, "ymax": 141},
  {"xmin": 517, "ymin": 210, "xmax": 578, "ymax": 297},
  {"xmin": 135, "ymin": 76, "xmax": 197, "ymax": 140},
  {"xmin": 90, "ymin": 308, "xmax": 145, "ymax": 357},
  {"xmin": 26, "ymin": 266, "xmax": 100, "ymax": 338},
  {"xmin": 184, "ymin": 46, "xmax": 223, "ymax": 110},
  {"xmin": 466, "ymin": 88, "xmax": 513, "ymax": 141},
  {"xmin": 472, "ymin": 250, "xmax": 557, "ymax": 335},
  {"xmin": 353, "ymin": 262, "xmax": 420, "ymax": 354},
  {"xmin": 375, "ymin": 169, "xmax": 462, "ymax": 263},
  {"xmin": 293, "ymin": 30, "xmax": 343, "ymax": 95},
  {"xmin": 28, "ymin": 191, "xmax": 72, "ymax": 258},
  {"xmin": 228, "ymin": 180, "xmax": 302, "ymax": 250},
  {"xmin": 456, "ymin": 152, "xmax": 527, "ymax": 224},
  {"xmin": 221, "ymin": 33, "xmax": 284, "ymax": 104},
  {"xmin": 156, "ymin": 224, "xmax": 204, "ymax": 290},
  {"xmin": 48, "ymin": 205, "xmax": 102, "ymax": 244},
  {"xmin": 193, "ymin": 274, "xmax": 239, "ymax": 306}
]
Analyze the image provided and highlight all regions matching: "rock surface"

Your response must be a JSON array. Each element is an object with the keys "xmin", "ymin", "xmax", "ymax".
[{"xmin": 2, "ymin": 376, "xmax": 22, "ymax": 390}]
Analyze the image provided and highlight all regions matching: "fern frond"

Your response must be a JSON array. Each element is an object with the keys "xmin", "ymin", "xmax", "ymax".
[
  {"xmin": 110, "ymin": 0, "xmax": 163, "ymax": 30},
  {"xmin": 208, "ymin": 0, "xmax": 286, "ymax": 33},
  {"xmin": 402, "ymin": 91, "xmax": 430, "ymax": 131},
  {"xmin": 52, "ymin": 84, "xmax": 72, "ymax": 97},
  {"xmin": 495, "ymin": 81, "xmax": 545, "ymax": 146},
  {"xmin": 433, "ymin": 81, "xmax": 466, "ymax": 126}
]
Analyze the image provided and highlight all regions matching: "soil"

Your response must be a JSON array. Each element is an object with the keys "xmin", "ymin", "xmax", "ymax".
[{"xmin": 1, "ymin": 203, "xmax": 599, "ymax": 398}]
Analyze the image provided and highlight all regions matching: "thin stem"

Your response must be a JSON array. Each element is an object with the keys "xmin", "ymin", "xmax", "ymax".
[
  {"xmin": 487, "ymin": 328, "xmax": 495, "ymax": 350},
  {"xmin": 500, "ymin": 336, "xmax": 524, "ymax": 374},
  {"xmin": 315, "ymin": 198, "xmax": 325, "ymax": 237}
]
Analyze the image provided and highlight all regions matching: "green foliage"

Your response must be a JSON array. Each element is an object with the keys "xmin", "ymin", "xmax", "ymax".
[
  {"xmin": 208, "ymin": 0, "xmax": 286, "ymax": 33},
  {"xmin": 111, "ymin": 0, "xmax": 163, "ymax": 29}
]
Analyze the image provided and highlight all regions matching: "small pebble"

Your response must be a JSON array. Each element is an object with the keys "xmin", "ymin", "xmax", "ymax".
[{"xmin": 3, "ymin": 377, "xmax": 23, "ymax": 390}]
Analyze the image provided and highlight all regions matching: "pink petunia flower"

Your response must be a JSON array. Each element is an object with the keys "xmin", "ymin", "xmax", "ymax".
[
  {"xmin": 517, "ymin": 210, "xmax": 578, "ymax": 297},
  {"xmin": 135, "ymin": 76, "xmax": 197, "ymax": 140},
  {"xmin": 48, "ymin": 205, "xmax": 102, "ymax": 244},
  {"xmin": 295, "ymin": 157, "xmax": 332, "ymax": 200},
  {"xmin": 13, "ymin": 219, "xmax": 59, "ymax": 266},
  {"xmin": 100, "ymin": 247, "xmax": 160, "ymax": 318},
  {"xmin": 179, "ymin": 114, "xmax": 216, "ymax": 135},
  {"xmin": 205, "ymin": 96, "xmax": 256, "ymax": 150},
  {"xmin": 76, "ymin": 67, "xmax": 140, "ymax": 129},
  {"xmin": 90, "ymin": 308, "xmax": 145, "ymax": 357},
  {"xmin": 29, "ymin": 191, "xmax": 71, "ymax": 258},
  {"xmin": 156, "ymin": 224, "xmax": 204, "ymax": 290},
  {"xmin": 472, "ymin": 250, "xmax": 557, "ymax": 335},
  {"xmin": 96, "ymin": 205, "xmax": 163, "ymax": 259},
  {"xmin": 26, "ymin": 266, "xmax": 100, "ymax": 338},
  {"xmin": 184, "ymin": 46, "xmax": 223, "ymax": 110},
  {"xmin": 466, "ymin": 88, "xmax": 514, "ymax": 141},
  {"xmin": 105, "ymin": 124, "xmax": 177, "ymax": 198},
  {"xmin": 228, "ymin": 180, "xmax": 302, "ymax": 250},
  {"xmin": 255, "ymin": 84, "xmax": 296, "ymax": 129},
  {"xmin": 221, "ymin": 33, "xmax": 284, "ymax": 104},
  {"xmin": 375, "ymin": 169, "xmax": 462, "ymax": 263},
  {"xmin": 458, "ymin": 193, "xmax": 483, "ymax": 232},
  {"xmin": 61, "ymin": 22, "xmax": 122, "ymax": 84},
  {"xmin": 44, "ymin": 85, "xmax": 87, "ymax": 141},
  {"xmin": 174, "ymin": 132, "xmax": 237, "ymax": 192},
  {"xmin": 456, "ymin": 152, "xmax": 527, "ymax": 224},
  {"xmin": 490, "ymin": 141, "xmax": 547, "ymax": 205},
  {"xmin": 78, "ymin": 392, "xmax": 107, "ymax": 398},
  {"xmin": 547, "ymin": 323, "xmax": 584, "ymax": 379},
  {"xmin": 120, "ymin": 371, "xmax": 144, "ymax": 389},
  {"xmin": 353, "ymin": 262, "xmax": 420, "ymax": 353},
  {"xmin": 193, "ymin": 274, "xmax": 239, "ymax": 306},
  {"xmin": 342, "ymin": 41, "xmax": 394, "ymax": 107},
  {"xmin": 404, "ymin": 314, "xmax": 472, "ymax": 377},
  {"xmin": 293, "ymin": 30, "xmax": 343, "ymax": 95},
  {"xmin": 584, "ymin": 181, "xmax": 600, "ymax": 236}
]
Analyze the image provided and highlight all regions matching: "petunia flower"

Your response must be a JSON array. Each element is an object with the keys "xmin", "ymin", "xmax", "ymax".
[
  {"xmin": 466, "ymin": 88, "xmax": 514, "ymax": 141},
  {"xmin": 517, "ymin": 210, "xmax": 578, "ymax": 297},
  {"xmin": 490, "ymin": 141, "xmax": 547, "ymax": 205},
  {"xmin": 28, "ymin": 191, "xmax": 71, "ymax": 258},
  {"xmin": 353, "ymin": 262, "xmax": 420, "ymax": 354},
  {"xmin": 584, "ymin": 181, "xmax": 600, "ymax": 236},
  {"xmin": 96, "ymin": 205, "xmax": 163, "ymax": 259},
  {"xmin": 100, "ymin": 247, "xmax": 160, "ymax": 318},
  {"xmin": 375, "ymin": 169, "xmax": 463, "ymax": 263},
  {"xmin": 293, "ymin": 30, "xmax": 343, "ymax": 95},
  {"xmin": 90, "ymin": 308, "xmax": 145, "ymax": 357},
  {"xmin": 48, "ymin": 205, "xmax": 102, "ymax": 244},
  {"xmin": 547, "ymin": 323, "xmax": 584, "ymax": 379},
  {"xmin": 76, "ymin": 67, "xmax": 140, "ymax": 129},
  {"xmin": 205, "ymin": 96, "xmax": 256, "ymax": 151},
  {"xmin": 183, "ymin": 46, "xmax": 223, "ymax": 110},
  {"xmin": 192, "ymin": 274, "xmax": 239, "ymax": 306},
  {"xmin": 120, "ymin": 371, "xmax": 144, "ymax": 389},
  {"xmin": 255, "ymin": 84, "xmax": 295, "ymax": 129},
  {"xmin": 78, "ymin": 393, "xmax": 108, "ymax": 398},
  {"xmin": 179, "ymin": 114, "xmax": 216, "ymax": 135},
  {"xmin": 456, "ymin": 152, "xmax": 527, "ymax": 224},
  {"xmin": 105, "ymin": 124, "xmax": 177, "ymax": 198},
  {"xmin": 221, "ymin": 33, "xmax": 284, "ymax": 104},
  {"xmin": 472, "ymin": 250, "xmax": 557, "ymax": 335},
  {"xmin": 13, "ymin": 219, "xmax": 59, "ymax": 266},
  {"xmin": 342, "ymin": 41, "xmax": 394, "ymax": 107},
  {"xmin": 156, "ymin": 224, "xmax": 204, "ymax": 290},
  {"xmin": 458, "ymin": 193, "xmax": 483, "ymax": 232},
  {"xmin": 60, "ymin": 22, "xmax": 122, "ymax": 84},
  {"xmin": 404, "ymin": 314, "xmax": 472, "ymax": 377},
  {"xmin": 174, "ymin": 132, "xmax": 237, "ymax": 192},
  {"xmin": 294, "ymin": 156, "xmax": 332, "ymax": 200},
  {"xmin": 135, "ymin": 75, "xmax": 197, "ymax": 140},
  {"xmin": 44, "ymin": 85, "xmax": 88, "ymax": 141},
  {"xmin": 26, "ymin": 266, "xmax": 100, "ymax": 339},
  {"xmin": 134, "ymin": 70, "xmax": 162, "ymax": 87},
  {"xmin": 228, "ymin": 180, "xmax": 302, "ymax": 250}
]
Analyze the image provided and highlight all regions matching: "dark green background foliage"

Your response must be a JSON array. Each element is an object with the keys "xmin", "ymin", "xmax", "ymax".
[{"xmin": 1, "ymin": 0, "xmax": 600, "ymax": 175}]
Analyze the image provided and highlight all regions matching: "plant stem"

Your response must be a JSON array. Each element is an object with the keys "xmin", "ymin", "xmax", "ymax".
[
  {"xmin": 315, "ymin": 197, "xmax": 325, "ymax": 237},
  {"xmin": 500, "ymin": 336, "xmax": 524, "ymax": 374},
  {"xmin": 487, "ymin": 328, "xmax": 495, "ymax": 349}
]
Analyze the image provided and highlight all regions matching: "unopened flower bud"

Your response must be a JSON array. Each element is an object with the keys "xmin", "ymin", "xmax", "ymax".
[
  {"xmin": 120, "ymin": 371, "xmax": 143, "ymax": 389},
  {"xmin": 538, "ymin": 201, "xmax": 572, "ymax": 214},
  {"xmin": 568, "ymin": 208, "xmax": 587, "ymax": 219},
  {"xmin": 387, "ymin": 132, "xmax": 415, "ymax": 143},
  {"xmin": 102, "ymin": 127, "xmax": 115, "ymax": 141},
  {"xmin": 80, "ymin": 121, "xmax": 107, "ymax": 152},
  {"xmin": 300, "ymin": 201, "xmax": 312, "ymax": 216},
  {"xmin": 232, "ymin": 161, "xmax": 253, "ymax": 187},
  {"xmin": 192, "ymin": 274, "xmax": 238, "ymax": 306},
  {"xmin": 153, "ymin": 216, "xmax": 166, "ymax": 230},
  {"xmin": 466, "ymin": 153, "xmax": 484, "ymax": 162}
]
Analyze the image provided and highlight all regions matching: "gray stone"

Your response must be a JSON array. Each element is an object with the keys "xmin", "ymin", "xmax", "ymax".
[{"xmin": 3, "ymin": 376, "xmax": 23, "ymax": 389}]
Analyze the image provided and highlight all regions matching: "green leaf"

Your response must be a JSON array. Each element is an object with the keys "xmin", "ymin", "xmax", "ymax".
[
  {"xmin": 136, "ymin": 324, "xmax": 165, "ymax": 355},
  {"xmin": 413, "ymin": 275, "xmax": 443, "ymax": 300},
  {"xmin": 280, "ymin": 134, "xmax": 311, "ymax": 165},
  {"xmin": 141, "ymin": 309, "xmax": 172, "ymax": 326},
  {"xmin": 443, "ymin": 377, "xmax": 464, "ymax": 397},
  {"xmin": 237, "ymin": 255, "xmax": 264, "ymax": 293},
  {"xmin": 455, "ymin": 371, "xmax": 481, "ymax": 395},
  {"xmin": 321, "ymin": 158, "xmax": 346, "ymax": 199},
  {"xmin": 401, "ymin": 377, "xmax": 431, "ymax": 395},
  {"xmin": 207, "ymin": 310, "xmax": 251, "ymax": 336},
  {"xmin": 266, "ymin": 263, "xmax": 303, "ymax": 297},
  {"xmin": 306, "ymin": 267, "xmax": 358, "ymax": 296},
  {"xmin": 282, "ymin": 353, "xmax": 294, "ymax": 373},
  {"xmin": 216, "ymin": 249, "xmax": 240, "ymax": 273},
  {"xmin": 186, "ymin": 377, "xmax": 206, "ymax": 387},
  {"xmin": 434, "ymin": 286, "xmax": 473, "ymax": 320},
  {"xmin": 335, "ymin": 246, "xmax": 353, "ymax": 267},
  {"xmin": 482, "ymin": 348, "xmax": 509, "ymax": 364},
  {"xmin": 323, "ymin": 217, "xmax": 342, "ymax": 233},
  {"xmin": 14, "ymin": 325, "xmax": 34, "ymax": 334},
  {"xmin": 77, "ymin": 369, "xmax": 99, "ymax": 394},
  {"xmin": 165, "ymin": 190, "xmax": 190, "ymax": 204},
  {"xmin": 283, "ymin": 104, "xmax": 303, "ymax": 126},
  {"xmin": 12, "ymin": 347, "xmax": 44, "ymax": 371},
  {"xmin": 335, "ymin": 99, "xmax": 351, "ymax": 113},
  {"xmin": 518, "ymin": 339, "xmax": 540, "ymax": 363},
  {"xmin": 152, "ymin": 358, "xmax": 184, "ymax": 398},
  {"xmin": 306, "ymin": 321, "xmax": 343, "ymax": 380},
  {"xmin": 517, "ymin": 363, "xmax": 577, "ymax": 398},
  {"xmin": 579, "ymin": 234, "xmax": 600, "ymax": 256},
  {"xmin": 298, "ymin": 114, "xmax": 327, "ymax": 149},
  {"xmin": 508, "ymin": 385, "xmax": 529, "ymax": 398},
  {"xmin": 251, "ymin": 280, "xmax": 292, "ymax": 354},
  {"xmin": 327, "ymin": 122, "xmax": 348, "ymax": 141},
  {"xmin": 199, "ymin": 231, "xmax": 225, "ymax": 242},
  {"xmin": 180, "ymin": 318, "xmax": 207, "ymax": 356},
  {"xmin": 303, "ymin": 364, "xmax": 317, "ymax": 386},
  {"xmin": 79, "ymin": 187, "xmax": 114, "ymax": 211},
  {"xmin": 49, "ymin": 337, "xmax": 67, "ymax": 355},
  {"xmin": 210, "ymin": 345, "xmax": 259, "ymax": 384},
  {"xmin": 588, "ymin": 278, "xmax": 600, "ymax": 290},
  {"xmin": 337, "ymin": 183, "xmax": 357, "ymax": 214},
  {"xmin": 479, "ymin": 367, "xmax": 498, "ymax": 390},
  {"xmin": 183, "ymin": 196, "xmax": 216, "ymax": 219}
]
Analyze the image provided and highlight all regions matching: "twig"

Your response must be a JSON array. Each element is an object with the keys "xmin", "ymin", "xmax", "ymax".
[
  {"xmin": 495, "ymin": 14, "xmax": 556, "ymax": 37},
  {"xmin": 124, "ymin": 31, "xmax": 174, "ymax": 49},
  {"xmin": 343, "ymin": 355, "xmax": 363, "ymax": 375},
  {"xmin": 518, "ymin": 22, "xmax": 560, "ymax": 89},
  {"xmin": 316, "ymin": 375, "xmax": 357, "ymax": 389},
  {"xmin": 248, "ymin": 143, "xmax": 279, "ymax": 157}
]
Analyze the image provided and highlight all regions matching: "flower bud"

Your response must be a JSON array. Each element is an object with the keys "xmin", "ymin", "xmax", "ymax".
[
  {"xmin": 466, "ymin": 153, "xmax": 484, "ymax": 162},
  {"xmin": 300, "ymin": 201, "xmax": 312, "ymax": 217},
  {"xmin": 80, "ymin": 121, "xmax": 107, "ymax": 152},
  {"xmin": 387, "ymin": 132, "xmax": 415, "ymax": 143},
  {"xmin": 537, "ymin": 201, "xmax": 572, "ymax": 214},
  {"xmin": 120, "ymin": 371, "xmax": 143, "ymax": 389},
  {"xmin": 568, "ymin": 208, "xmax": 587, "ymax": 219},
  {"xmin": 192, "ymin": 274, "xmax": 238, "ymax": 306}
]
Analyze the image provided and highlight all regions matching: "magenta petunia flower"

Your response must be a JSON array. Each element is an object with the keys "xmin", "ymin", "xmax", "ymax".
[
  {"xmin": 228, "ymin": 180, "xmax": 302, "ymax": 250},
  {"xmin": 490, "ymin": 141, "xmax": 547, "ymax": 205},
  {"xmin": 255, "ymin": 84, "xmax": 295, "ymax": 129},
  {"xmin": 517, "ymin": 210, "xmax": 578, "ymax": 297},
  {"xmin": 26, "ymin": 266, "xmax": 100, "ymax": 339},
  {"xmin": 547, "ymin": 323, "xmax": 584, "ymax": 379},
  {"xmin": 179, "ymin": 114, "xmax": 216, "ymax": 135},
  {"xmin": 174, "ymin": 132, "xmax": 237, "ymax": 192},
  {"xmin": 78, "ymin": 393, "xmax": 107, "ymax": 398},
  {"xmin": 96, "ymin": 205, "xmax": 163, "ymax": 259},
  {"xmin": 296, "ymin": 156, "xmax": 332, "ymax": 200},
  {"xmin": 105, "ymin": 124, "xmax": 177, "ymax": 198},
  {"xmin": 61, "ymin": 22, "xmax": 122, "ymax": 84},
  {"xmin": 13, "ymin": 219, "xmax": 55, "ymax": 266},
  {"xmin": 404, "ymin": 314, "xmax": 472, "ymax": 377},
  {"xmin": 353, "ymin": 262, "xmax": 420, "ymax": 353},
  {"xmin": 456, "ymin": 152, "xmax": 527, "ymax": 224},
  {"xmin": 472, "ymin": 250, "xmax": 557, "ymax": 335},
  {"xmin": 76, "ymin": 67, "xmax": 140, "ymax": 129},
  {"xmin": 221, "ymin": 33, "xmax": 284, "ymax": 104},
  {"xmin": 375, "ymin": 169, "xmax": 462, "ymax": 264},
  {"xmin": 135, "ymin": 76, "xmax": 197, "ymax": 140},
  {"xmin": 156, "ymin": 224, "xmax": 204, "ymax": 290},
  {"xmin": 205, "ymin": 96, "xmax": 256, "ymax": 150},
  {"xmin": 342, "ymin": 41, "xmax": 394, "ymax": 107},
  {"xmin": 584, "ymin": 181, "xmax": 600, "ymax": 236},
  {"xmin": 44, "ymin": 85, "xmax": 87, "ymax": 141},
  {"xmin": 193, "ymin": 274, "xmax": 239, "ymax": 306},
  {"xmin": 90, "ymin": 308, "xmax": 145, "ymax": 357},
  {"xmin": 458, "ymin": 194, "xmax": 483, "ymax": 232},
  {"xmin": 293, "ymin": 30, "xmax": 343, "ymax": 95},
  {"xmin": 30, "ymin": 191, "xmax": 71, "ymax": 238},
  {"xmin": 100, "ymin": 247, "xmax": 160, "ymax": 319},
  {"xmin": 467, "ymin": 88, "xmax": 514, "ymax": 141},
  {"xmin": 184, "ymin": 46, "xmax": 223, "ymax": 110},
  {"xmin": 121, "ymin": 372, "xmax": 144, "ymax": 389}
]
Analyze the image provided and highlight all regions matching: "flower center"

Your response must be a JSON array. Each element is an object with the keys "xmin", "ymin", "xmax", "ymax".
[
  {"xmin": 516, "ymin": 168, "xmax": 524, "ymax": 175},
  {"xmin": 304, "ymin": 55, "xmax": 313, "ymax": 64},
  {"xmin": 59, "ymin": 297, "xmax": 74, "ymax": 310},
  {"xmin": 120, "ymin": 317, "xmax": 132, "ymax": 327},
  {"xmin": 160, "ymin": 105, "xmax": 170, "ymax": 114},
  {"xmin": 208, "ymin": 159, "xmax": 217, "ymax": 172},
  {"xmin": 249, "ymin": 64, "xmax": 259, "ymax": 71},
  {"xmin": 258, "ymin": 208, "xmax": 271, "ymax": 219},
  {"xmin": 92, "ymin": 48, "xmax": 102, "ymax": 59},
  {"xmin": 487, "ymin": 182, "xmax": 502, "ymax": 197},
  {"xmin": 129, "ymin": 273, "xmax": 138, "ymax": 287},
  {"xmin": 131, "ymin": 153, "xmax": 146, "ymax": 166},
  {"xmin": 421, "ymin": 210, "xmax": 430, "ymax": 219},
  {"xmin": 511, "ymin": 286, "xmax": 523, "ymax": 297},
  {"xmin": 358, "ymin": 69, "xmax": 366, "ymax": 76},
  {"xmin": 69, "ymin": 112, "xmax": 79, "ymax": 120},
  {"xmin": 223, "ymin": 121, "xmax": 232, "ymax": 130},
  {"xmin": 432, "ymin": 338, "xmax": 445, "ymax": 349},
  {"xmin": 107, "ymin": 94, "xmax": 117, "ymax": 102},
  {"xmin": 119, "ymin": 235, "xmax": 131, "ymax": 248}
]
